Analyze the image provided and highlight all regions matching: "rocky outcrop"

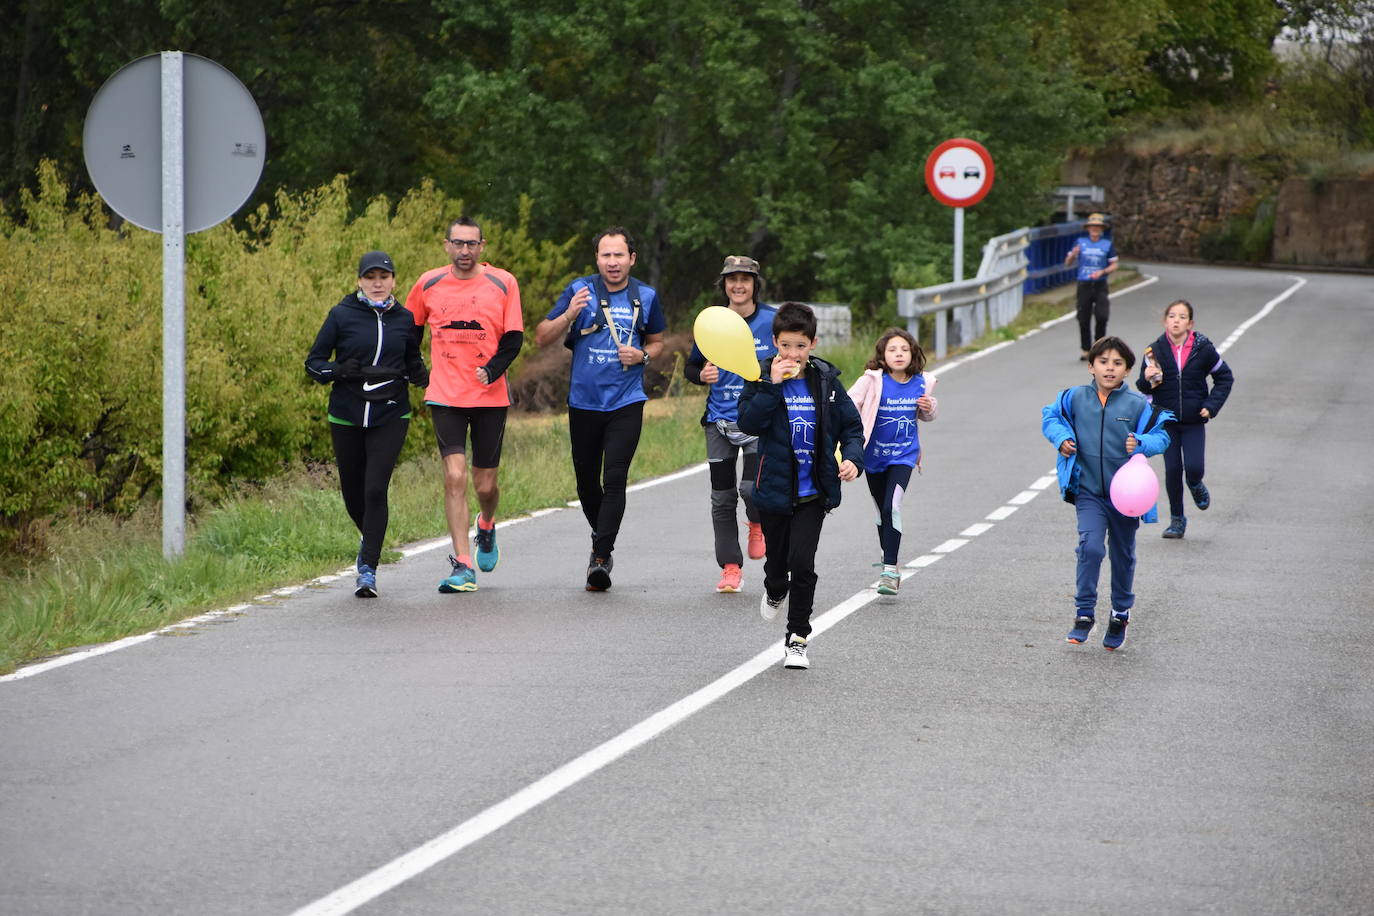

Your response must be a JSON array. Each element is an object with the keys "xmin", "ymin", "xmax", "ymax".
[
  {"xmin": 1080, "ymin": 150, "xmax": 1275, "ymax": 259},
  {"xmin": 1273, "ymin": 177, "xmax": 1374, "ymax": 266}
]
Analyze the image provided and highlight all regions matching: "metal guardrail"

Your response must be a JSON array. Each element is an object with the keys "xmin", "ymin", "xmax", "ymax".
[
  {"xmin": 896, "ymin": 229, "xmax": 1029, "ymax": 359},
  {"xmin": 896, "ymin": 218, "xmax": 1112, "ymax": 358}
]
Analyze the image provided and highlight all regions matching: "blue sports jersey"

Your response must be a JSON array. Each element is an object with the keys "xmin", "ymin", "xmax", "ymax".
[
  {"xmin": 1074, "ymin": 236, "xmax": 1117, "ymax": 282},
  {"xmin": 864, "ymin": 373, "xmax": 925, "ymax": 472},
  {"xmin": 701, "ymin": 304, "xmax": 778, "ymax": 423},
  {"xmin": 549, "ymin": 274, "xmax": 667, "ymax": 411},
  {"xmin": 783, "ymin": 377, "xmax": 818, "ymax": 499}
]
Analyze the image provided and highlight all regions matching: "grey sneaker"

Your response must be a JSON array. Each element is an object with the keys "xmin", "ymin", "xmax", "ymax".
[
  {"xmin": 876, "ymin": 564, "xmax": 900, "ymax": 595},
  {"xmin": 783, "ymin": 634, "xmax": 810, "ymax": 669}
]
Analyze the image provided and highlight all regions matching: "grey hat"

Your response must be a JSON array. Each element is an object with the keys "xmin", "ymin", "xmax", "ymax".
[{"xmin": 357, "ymin": 250, "xmax": 396, "ymax": 276}]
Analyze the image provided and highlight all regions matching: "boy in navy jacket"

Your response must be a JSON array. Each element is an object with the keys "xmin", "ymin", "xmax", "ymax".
[
  {"xmin": 737, "ymin": 302, "xmax": 865, "ymax": 669},
  {"xmin": 1041, "ymin": 336, "xmax": 1172, "ymax": 650}
]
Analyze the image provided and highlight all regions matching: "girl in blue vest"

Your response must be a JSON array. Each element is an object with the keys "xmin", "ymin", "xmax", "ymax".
[
  {"xmin": 1137, "ymin": 299, "xmax": 1235, "ymax": 539},
  {"xmin": 846, "ymin": 328, "xmax": 939, "ymax": 595}
]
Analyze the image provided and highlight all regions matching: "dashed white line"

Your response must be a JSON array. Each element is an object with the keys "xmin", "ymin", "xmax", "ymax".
[
  {"xmin": 986, "ymin": 506, "xmax": 1019, "ymax": 521},
  {"xmin": 1008, "ymin": 491, "xmax": 1039, "ymax": 505},
  {"xmin": 960, "ymin": 523, "xmax": 994, "ymax": 537}
]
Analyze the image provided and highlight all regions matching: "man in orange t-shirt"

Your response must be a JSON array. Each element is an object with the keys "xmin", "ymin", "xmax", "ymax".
[{"xmin": 406, "ymin": 216, "xmax": 524, "ymax": 593}]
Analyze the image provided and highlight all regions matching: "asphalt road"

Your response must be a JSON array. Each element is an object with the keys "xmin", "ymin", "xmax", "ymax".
[{"xmin": 2, "ymin": 262, "xmax": 1371, "ymax": 916}]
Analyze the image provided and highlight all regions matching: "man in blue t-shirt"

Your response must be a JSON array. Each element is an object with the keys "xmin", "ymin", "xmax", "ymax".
[
  {"xmin": 535, "ymin": 226, "xmax": 667, "ymax": 591},
  {"xmin": 1064, "ymin": 212, "xmax": 1119, "ymax": 360}
]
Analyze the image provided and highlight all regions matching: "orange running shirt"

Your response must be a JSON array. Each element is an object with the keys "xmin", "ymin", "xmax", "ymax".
[{"xmin": 406, "ymin": 264, "xmax": 523, "ymax": 408}]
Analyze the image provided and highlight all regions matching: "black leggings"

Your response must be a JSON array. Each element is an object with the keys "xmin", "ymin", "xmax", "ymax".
[
  {"xmin": 568, "ymin": 402, "xmax": 644, "ymax": 558},
  {"xmin": 331, "ymin": 418, "xmax": 409, "ymax": 569},
  {"xmin": 865, "ymin": 464, "xmax": 914, "ymax": 565},
  {"xmin": 760, "ymin": 499, "xmax": 827, "ymax": 640}
]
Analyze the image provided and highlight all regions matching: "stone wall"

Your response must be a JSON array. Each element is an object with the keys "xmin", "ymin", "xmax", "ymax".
[
  {"xmin": 1068, "ymin": 150, "xmax": 1374, "ymax": 267},
  {"xmin": 1078, "ymin": 150, "xmax": 1274, "ymax": 259},
  {"xmin": 1273, "ymin": 177, "xmax": 1374, "ymax": 266}
]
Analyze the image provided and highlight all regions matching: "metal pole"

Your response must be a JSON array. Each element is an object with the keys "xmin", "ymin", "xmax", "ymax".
[
  {"xmin": 161, "ymin": 52, "xmax": 186, "ymax": 557},
  {"xmin": 953, "ymin": 206, "xmax": 964, "ymax": 282}
]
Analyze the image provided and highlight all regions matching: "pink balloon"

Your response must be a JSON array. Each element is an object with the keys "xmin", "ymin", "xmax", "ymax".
[{"xmin": 1109, "ymin": 453, "xmax": 1160, "ymax": 517}]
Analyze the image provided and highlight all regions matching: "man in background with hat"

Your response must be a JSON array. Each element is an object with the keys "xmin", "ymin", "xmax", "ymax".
[
  {"xmin": 685, "ymin": 256, "xmax": 777, "ymax": 594},
  {"xmin": 1064, "ymin": 213, "xmax": 1119, "ymax": 360}
]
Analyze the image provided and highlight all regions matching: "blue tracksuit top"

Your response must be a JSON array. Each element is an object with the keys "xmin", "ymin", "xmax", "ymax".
[{"xmin": 1042, "ymin": 383, "xmax": 1173, "ymax": 502}]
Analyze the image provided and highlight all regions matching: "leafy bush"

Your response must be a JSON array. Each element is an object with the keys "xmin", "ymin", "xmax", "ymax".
[{"xmin": 0, "ymin": 161, "xmax": 580, "ymax": 552}]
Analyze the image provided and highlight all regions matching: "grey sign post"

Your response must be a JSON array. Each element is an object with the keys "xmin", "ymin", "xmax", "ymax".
[{"xmin": 83, "ymin": 52, "xmax": 265, "ymax": 557}]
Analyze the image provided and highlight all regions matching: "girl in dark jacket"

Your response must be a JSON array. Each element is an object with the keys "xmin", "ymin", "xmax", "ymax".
[
  {"xmin": 306, "ymin": 251, "xmax": 429, "ymax": 596},
  {"xmin": 1137, "ymin": 299, "xmax": 1235, "ymax": 539}
]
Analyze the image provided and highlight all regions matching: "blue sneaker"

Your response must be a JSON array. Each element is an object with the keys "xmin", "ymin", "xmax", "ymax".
[
  {"xmin": 1103, "ymin": 613, "xmax": 1129, "ymax": 650},
  {"xmin": 438, "ymin": 555, "xmax": 477, "ymax": 593},
  {"xmin": 474, "ymin": 523, "xmax": 499, "ymax": 572},
  {"xmin": 1066, "ymin": 615, "xmax": 1094, "ymax": 644},
  {"xmin": 1189, "ymin": 481, "xmax": 1210, "ymax": 510},
  {"xmin": 1162, "ymin": 516, "xmax": 1186, "ymax": 539},
  {"xmin": 355, "ymin": 565, "xmax": 377, "ymax": 598}
]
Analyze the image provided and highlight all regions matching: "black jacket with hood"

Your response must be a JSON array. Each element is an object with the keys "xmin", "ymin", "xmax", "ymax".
[{"xmin": 736, "ymin": 355, "xmax": 865, "ymax": 515}]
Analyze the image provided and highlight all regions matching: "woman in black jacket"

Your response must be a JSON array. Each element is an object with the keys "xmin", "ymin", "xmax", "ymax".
[
  {"xmin": 306, "ymin": 251, "xmax": 428, "ymax": 596},
  {"xmin": 1138, "ymin": 299, "xmax": 1235, "ymax": 539}
]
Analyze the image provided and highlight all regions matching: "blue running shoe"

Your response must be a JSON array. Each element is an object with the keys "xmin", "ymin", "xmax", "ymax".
[
  {"xmin": 1103, "ymin": 613, "xmax": 1129, "ymax": 650},
  {"xmin": 475, "ymin": 524, "xmax": 500, "ymax": 572},
  {"xmin": 355, "ymin": 565, "xmax": 377, "ymax": 598},
  {"xmin": 1189, "ymin": 481, "xmax": 1210, "ymax": 510},
  {"xmin": 438, "ymin": 555, "xmax": 477, "ymax": 593},
  {"xmin": 1066, "ymin": 615, "xmax": 1094, "ymax": 644}
]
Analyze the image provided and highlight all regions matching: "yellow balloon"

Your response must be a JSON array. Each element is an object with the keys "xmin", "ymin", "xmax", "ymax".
[{"xmin": 693, "ymin": 307, "xmax": 761, "ymax": 381}]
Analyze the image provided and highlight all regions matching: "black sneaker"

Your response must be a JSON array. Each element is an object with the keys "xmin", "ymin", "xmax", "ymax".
[
  {"xmin": 1189, "ymin": 481, "xmax": 1210, "ymax": 510},
  {"xmin": 1066, "ymin": 616, "xmax": 1094, "ymax": 644},
  {"xmin": 1162, "ymin": 516, "xmax": 1186, "ymax": 539},
  {"xmin": 1103, "ymin": 613, "xmax": 1129, "ymax": 650},
  {"xmin": 586, "ymin": 553, "xmax": 613, "ymax": 591}
]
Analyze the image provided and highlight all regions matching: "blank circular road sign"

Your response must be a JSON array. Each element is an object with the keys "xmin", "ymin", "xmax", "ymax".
[{"xmin": 83, "ymin": 53, "xmax": 265, "ymax": 233}]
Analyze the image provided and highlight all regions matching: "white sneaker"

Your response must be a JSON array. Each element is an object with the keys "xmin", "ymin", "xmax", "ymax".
[
  {"xmin": 783, "ymin": 634, "xmax": 810, "ymax": 669},
  {"xmin": 760, "ymin": 590, "xmax": 784, "ymax": 621}
]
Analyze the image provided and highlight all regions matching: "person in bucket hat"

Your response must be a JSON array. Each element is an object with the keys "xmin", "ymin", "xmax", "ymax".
[
  {"xmin": 686, "ymin": 255, "xmax": 778, "ymax": 594},
  {"xmin": 1064, "ymin": 212, "xmax": 1119, "ymax": 360}
]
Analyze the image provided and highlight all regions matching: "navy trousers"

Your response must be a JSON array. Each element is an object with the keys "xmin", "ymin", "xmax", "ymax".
[{"xmin": 1073, "ymin": 489, "xmax": 1139, "ymax": 616}]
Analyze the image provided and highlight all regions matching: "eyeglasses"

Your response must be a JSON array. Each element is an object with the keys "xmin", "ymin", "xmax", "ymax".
[{"xmin": 445, "ymin": 238, "xmax": 483, "ymax": 249}]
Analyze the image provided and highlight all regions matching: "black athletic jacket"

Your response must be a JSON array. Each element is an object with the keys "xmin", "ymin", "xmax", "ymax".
[{"xmin": 305, "ymin": 292, "xmax": 429, "ymax": 427}]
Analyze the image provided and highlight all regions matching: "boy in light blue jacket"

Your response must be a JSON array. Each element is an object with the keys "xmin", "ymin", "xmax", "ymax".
[{"xmin": 1042, "ymin": 336, "xmax": 1172, "ymax": 650}]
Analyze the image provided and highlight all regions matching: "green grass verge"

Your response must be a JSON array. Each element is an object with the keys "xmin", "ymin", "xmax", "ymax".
[{"xmin": 0, "ymin": 393, "xmax": 708, "ymax": 675}]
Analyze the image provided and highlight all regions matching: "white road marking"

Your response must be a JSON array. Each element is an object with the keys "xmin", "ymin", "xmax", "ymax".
[
  {"xmin": 986, "ymin": 506, "xmax": 1019, "ymax": 521},
  {"xmin": 1008, "ymin": 491, "xmax": 1039, "ymax": 505},
  {"xmin": 960, "ymin": 523, "xmax": 994, "ymax": 537},
  {"xmin": 1217, "ymin": 277, "xmax": 1305, "ymax": 354}
]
